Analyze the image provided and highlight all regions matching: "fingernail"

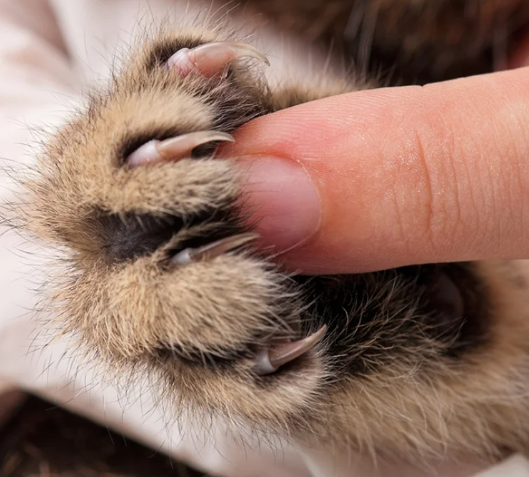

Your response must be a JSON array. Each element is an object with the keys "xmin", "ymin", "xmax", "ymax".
[{"xmin": 240, "ymin": 157, "xmax": 321, "ymax": 252}]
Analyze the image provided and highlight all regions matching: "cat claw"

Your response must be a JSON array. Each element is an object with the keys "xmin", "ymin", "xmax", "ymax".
[
  {"xmin": 252, "ymin": 325, "xmax": 328, "ymax": 376},
  {"xmin": 126, "ymin": 131, "xmax": 234, "ymax": 167},
  {"xmin": 171, "ymin": 233, "xmax": 259, "ymax": 266},
  {"xmin": 168, "ymin": 41, "xmax": 270, "ymax": 77}
]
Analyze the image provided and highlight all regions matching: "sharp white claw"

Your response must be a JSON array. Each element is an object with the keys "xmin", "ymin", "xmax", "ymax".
[
  {"xmin": 171, "ymin": 233, "xmax": 259, "ymax": 266},
  {"xmin": 253, "ymin": 325, "xmax": 328, "ymax": 376},
  {"xmin": 168, "ymin": 41, "xmax": 270, "ymax": 77},
  {"xmin": 126, "ymin": 131, "xmax": 234, "ymax": 167}
]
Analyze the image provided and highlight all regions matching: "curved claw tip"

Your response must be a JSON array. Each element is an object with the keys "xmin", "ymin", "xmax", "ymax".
[
  {"xmin": 253, "ymin": 325, "xmax": 328, "ymax": 376},
  {"xmin": 168, "ymin": 41, "xmax": 270, "ymax": 77},
  {"xmin": 126, "ymin": 131, "xmax": 234, "ymax": 167},
  {"xmin": 171, "ymin": 233, "xmax": 259, "ymax": 267},
  {"xmin": 156, "ymin": 131, "xmax": 234, "ymax": 161}
]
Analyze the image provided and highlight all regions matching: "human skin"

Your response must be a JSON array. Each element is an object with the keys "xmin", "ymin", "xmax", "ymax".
[{"xmin": 222, "ymin": 58, "xmax": 529, "ymax": 275}]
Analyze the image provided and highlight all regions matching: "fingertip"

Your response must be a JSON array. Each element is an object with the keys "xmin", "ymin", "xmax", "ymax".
[
  {"xmin": 238, "ymin": 156, "xmax": 322, "ymax": 253},
  {"xmin": 224, "ymin": 70, "xmax": 529, "ymax": 273}
]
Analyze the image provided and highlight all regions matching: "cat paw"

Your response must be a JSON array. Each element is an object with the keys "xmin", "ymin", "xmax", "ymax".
[{"xmin": 24, "ymin": 31, "xmax": 332, "ymax": 431}]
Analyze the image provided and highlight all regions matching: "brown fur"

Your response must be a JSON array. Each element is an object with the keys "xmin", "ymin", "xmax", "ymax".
[
  {"xmin": 247, "ymin": 0, "xmax": 529, "ymax": 83},
  {"xmin": 11, "ymin": 0, "xmax": 529, "ymax": 468}
]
